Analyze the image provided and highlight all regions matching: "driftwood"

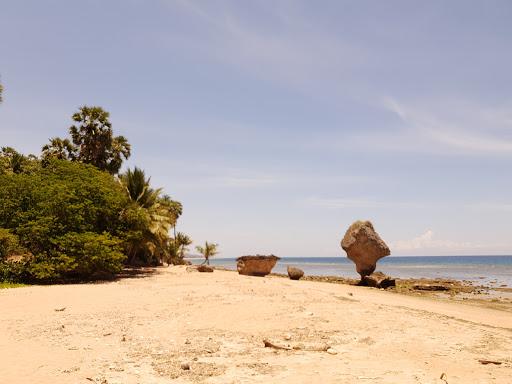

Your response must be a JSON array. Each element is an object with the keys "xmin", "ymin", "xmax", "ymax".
[
  {"xmin": 478, "ymin": 359, "xmax": 502, "ymax": 365},
  {"xmin": 263, "ymin": 339, "xmax": 292, "ymax": 350}
]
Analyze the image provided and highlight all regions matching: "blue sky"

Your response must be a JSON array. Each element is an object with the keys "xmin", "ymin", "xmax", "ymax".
[{"xmin": 1, "ymin": 0, "xmax": 511, "ymax": 257}]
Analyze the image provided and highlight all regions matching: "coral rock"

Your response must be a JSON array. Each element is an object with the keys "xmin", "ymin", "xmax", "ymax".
[
  {"xmin": 341, "ymin": 220, "xmax": 390, "ymax": 278},
  {"xmin": 236, "ymin": 255, "xmax": 280, "ymax": 276}
]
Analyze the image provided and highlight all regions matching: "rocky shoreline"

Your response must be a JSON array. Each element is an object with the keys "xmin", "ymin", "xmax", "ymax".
[{"xmin": 210, "ymin": 266, "xmax": 512, "ymax": 311}]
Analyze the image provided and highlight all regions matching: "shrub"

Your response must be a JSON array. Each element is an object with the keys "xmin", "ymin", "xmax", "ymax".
[
  {"xmin": 0, "ymin": 159, "xmax": 130, "ymax": 281},
  {"xmin": 0, "ymin": 228, "xmax": 24, "ymax": 259},
  {"xmin": 29, "ymin": 232, "xmax": 125, "ymax": 281}
]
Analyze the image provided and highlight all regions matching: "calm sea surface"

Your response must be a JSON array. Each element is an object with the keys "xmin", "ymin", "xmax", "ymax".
[{"xmin": 192, "ymin": 256, "xmax": 512, "ymax": 287}]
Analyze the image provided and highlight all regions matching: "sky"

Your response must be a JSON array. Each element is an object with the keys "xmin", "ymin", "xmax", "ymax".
[{"xmin": 1, "ymin": 0, "xmax": 512, "ymax": 257}]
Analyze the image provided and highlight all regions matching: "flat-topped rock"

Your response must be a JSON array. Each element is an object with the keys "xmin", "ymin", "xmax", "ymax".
[{"xmin": 236, "ymin": 255, "xmax": 280, "ymax": 276}]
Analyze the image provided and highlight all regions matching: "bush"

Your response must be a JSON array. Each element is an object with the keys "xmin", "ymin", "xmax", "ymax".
[
  {"xmin": 0, "ymin": 159, "xmax": 130, "ymax": 282},
  {"xmin": 29, "ymin": 232, "xmax": 125, "ymax": 281},
  {"xmin": 0, "ymin": 228, "xmax": 24, "ymax": 259}
]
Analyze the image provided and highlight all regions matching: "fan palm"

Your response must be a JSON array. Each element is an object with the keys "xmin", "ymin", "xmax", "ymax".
[{"xmin": 41, "ymin": 137, "xmax": 76, "ymax": 160}]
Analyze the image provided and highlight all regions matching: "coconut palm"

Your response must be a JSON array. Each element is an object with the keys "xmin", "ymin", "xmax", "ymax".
[
  {"xmin": 166, "ymin": 232, "xmax": 192, "ymax": 265},
  {"xmin": 120, "ymin": 167, "xmax": 182, "ymax": 265},
  {"xmin": 121, "ymin": 167, "xmax": 160, "ymax": 208},
  {"xmin": 176, "ymin": 232, "xmax": 192, "ymax": 259},
  {"xmin": 195, "ymin": 241, "xmax": 219, "ymax": 265}
]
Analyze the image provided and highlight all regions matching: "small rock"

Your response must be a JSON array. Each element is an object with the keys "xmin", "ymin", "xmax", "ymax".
[
  {"xmin": 181, "ymin": 362, "xmax": 190, "ymax": 370},
  {"xmin": 360, "ymin": 271, "xmax": 395, "ymax": 289},
  {"xmin": 284, "ymin": 334, "xmax": 292, "ymax": 341},
  {"xmin": 184, "ymin": 339, "xmax": 191, "ymax": 344},
  {"xmin": 197, "ymin": 265, "xmax": 214, "ymax": 273},
  {"xmin": 287, "ymin": 266, "xmax": 304, "ymax": 280},
  {"xmin": 326, "ymin": 348, "xmax": 338, "ymax": 355}
]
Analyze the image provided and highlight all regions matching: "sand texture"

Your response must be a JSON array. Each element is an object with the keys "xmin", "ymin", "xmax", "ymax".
[{"xmin": 1, "ymin": 266, "xmax": 511, "ymax": 383}]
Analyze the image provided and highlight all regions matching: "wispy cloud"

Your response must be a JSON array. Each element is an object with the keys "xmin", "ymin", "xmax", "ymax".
[
  {"xmin": 165, "ymin": 0, "xmax": 364, "ymax": 92},
  {"xmin": 381, "ymin": 97, "xmax": 512, "ymax": 155}
]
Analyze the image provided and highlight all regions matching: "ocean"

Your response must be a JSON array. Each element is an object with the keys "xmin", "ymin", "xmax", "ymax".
[{"xmin": 192, "ymin": 256, "xmax": 512, "ymax": 287}]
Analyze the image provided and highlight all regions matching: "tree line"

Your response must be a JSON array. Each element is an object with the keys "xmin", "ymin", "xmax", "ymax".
[{"xmin": 0, "ymin": 104, "xmax": 214, "ymax": 282}]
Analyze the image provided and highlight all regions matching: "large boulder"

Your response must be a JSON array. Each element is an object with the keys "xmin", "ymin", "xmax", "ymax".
[
  {"xmin": 341, "ymin": 220, "xmax": 390, "ymax": 278},
  {"xmin": 236, "ymin": 255, "xmax": 280, "ymax": 276},
  {"xmin": 287, "ymin": 266, "xmax": 304, "ymax": 280}
]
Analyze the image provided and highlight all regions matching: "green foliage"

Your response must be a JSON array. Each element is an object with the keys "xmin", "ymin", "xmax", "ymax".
[
  {"xmin": 0, "ymin": 147, "xmax": 40, "ymax": 175},
  {"xmin": 41, "ymin": 106, "xmax": 131, "ymax": 174},
  {"xmin": 196, "ymin": 241, "xmax": 219, "ymax": 265},
  {"xmin": 166, "ymin": 232, "xmax": 192, "ymax": 265},
  {"xmin": 0, "ymin": 228, "xmax": 24, "ymax": 259},
  {"xmin": 0, "ymin": 159, "xmax": 129, "ymax": 281},
  {"xmin": 41, "ymin": 137, "xmax": 76, "ymax": 161},
  {"xmin": 121, "ymin": 167, "xmax": 160, "ymax": 208},
  {"xmin": 120, "ymin": 167, "xmax": 182, "ymax": 265},
  {"xmin": 0, "ymin": 282, "xmax": 26, "ymax": 289},
  {"xmin": 29, "ymin": 232, "xmax": 125, "ymax": 281}
]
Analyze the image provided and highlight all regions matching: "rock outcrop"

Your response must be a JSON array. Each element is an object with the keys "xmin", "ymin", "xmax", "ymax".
[
  {"xmin": 287, "ymin": 266, "xmax": 304, "ymax": 280},
  {"xmin": 236, "ymin": 255, "xmax": 280, "ymax": 276},
  {"xmin": 341, "ymin": 220, "xmax": 390, "ymax": 278},
  {"xmin": 360, "ymin": 271, "xmax": 395, "ymax": 289}
]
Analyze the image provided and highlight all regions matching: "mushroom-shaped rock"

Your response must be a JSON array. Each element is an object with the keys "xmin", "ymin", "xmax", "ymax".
[
  {"xmin": 287, "ymin": 266, "xmax": 304, "ymax": 280},
  {"xmin": 341, "ymin": 220, "xmax": 390, "ymax": 278},
  {"xmin": 236, "ymin": 255, "xmax": 280, "ymax": 276}
]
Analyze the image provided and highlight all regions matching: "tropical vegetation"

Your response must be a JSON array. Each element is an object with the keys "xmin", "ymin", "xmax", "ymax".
[
  {"xmin": 196, "ymin": 241, "xmax": 219, "ymax": 265},
  {"xmin": 0, "ymin": 105, "xmax": 200, "ymax": 283}
]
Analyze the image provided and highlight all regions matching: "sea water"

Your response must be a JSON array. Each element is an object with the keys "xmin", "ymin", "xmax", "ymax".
[{"xmin": 197, "ymin": 256, "xmax": 512, "ymax": 287}]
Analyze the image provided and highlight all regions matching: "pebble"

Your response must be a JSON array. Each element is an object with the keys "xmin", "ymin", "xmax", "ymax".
[
  {"xmin": 180, "ymin": 362, "xmax": 190, "ymax": 370},
  {"xmin": 326, "ymin": 348, "xmax": 338, "ymax": 355}
]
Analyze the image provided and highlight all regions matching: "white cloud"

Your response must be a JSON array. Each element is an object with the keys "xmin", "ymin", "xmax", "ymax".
[{"xmin": 392, "ymin": 230, "xmax": 474, "ymax": 252}]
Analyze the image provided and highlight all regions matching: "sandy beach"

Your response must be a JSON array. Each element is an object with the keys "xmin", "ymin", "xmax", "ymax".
[{"xmin": 1, "ymin": 266, "xmax": 511, "ymax": 384}]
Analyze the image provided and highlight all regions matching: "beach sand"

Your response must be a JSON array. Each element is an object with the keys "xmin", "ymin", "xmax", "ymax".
[{"xmin": 1, "ymin": 266, "xmax": 511, "ymax": 384}]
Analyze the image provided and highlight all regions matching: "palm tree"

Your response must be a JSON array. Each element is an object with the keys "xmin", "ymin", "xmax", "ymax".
[
  {"xmin": 166, "ymin": 232, "xmax": 192, "ymax": 265},
  {"xmin": 195, "ymin": 241, "xmax": 219, "ymax": 265},
  {"xmin": 41, "ymin": 137, "xmax": 76, "ymax": 160},
  {"xmin": 176, "ymin": 232, "xmax": 192, "ymax": 259},
  {"xmin": 120, "ymin": 167, "xmax": 182, "ymax": 265},
  {"xmin": 69, "ymin": 105, "xmax": 131, "ymax": 174},
  {"xmin": 121, "ymin": 167, "xmax": 160, "ymax": 208}
]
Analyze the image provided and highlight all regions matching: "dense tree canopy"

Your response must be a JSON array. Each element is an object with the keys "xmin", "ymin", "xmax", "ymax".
[
  {"xmin": 1, "ymin": 105, "xmax": 190, "ymax": 283},
  {"xmin": 42, "ymin": 106, "xmax": 131, "ymax": 174},
  {"xmin": 0, "ymin": 159, "xmax": 130, "ymax": 281}
]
